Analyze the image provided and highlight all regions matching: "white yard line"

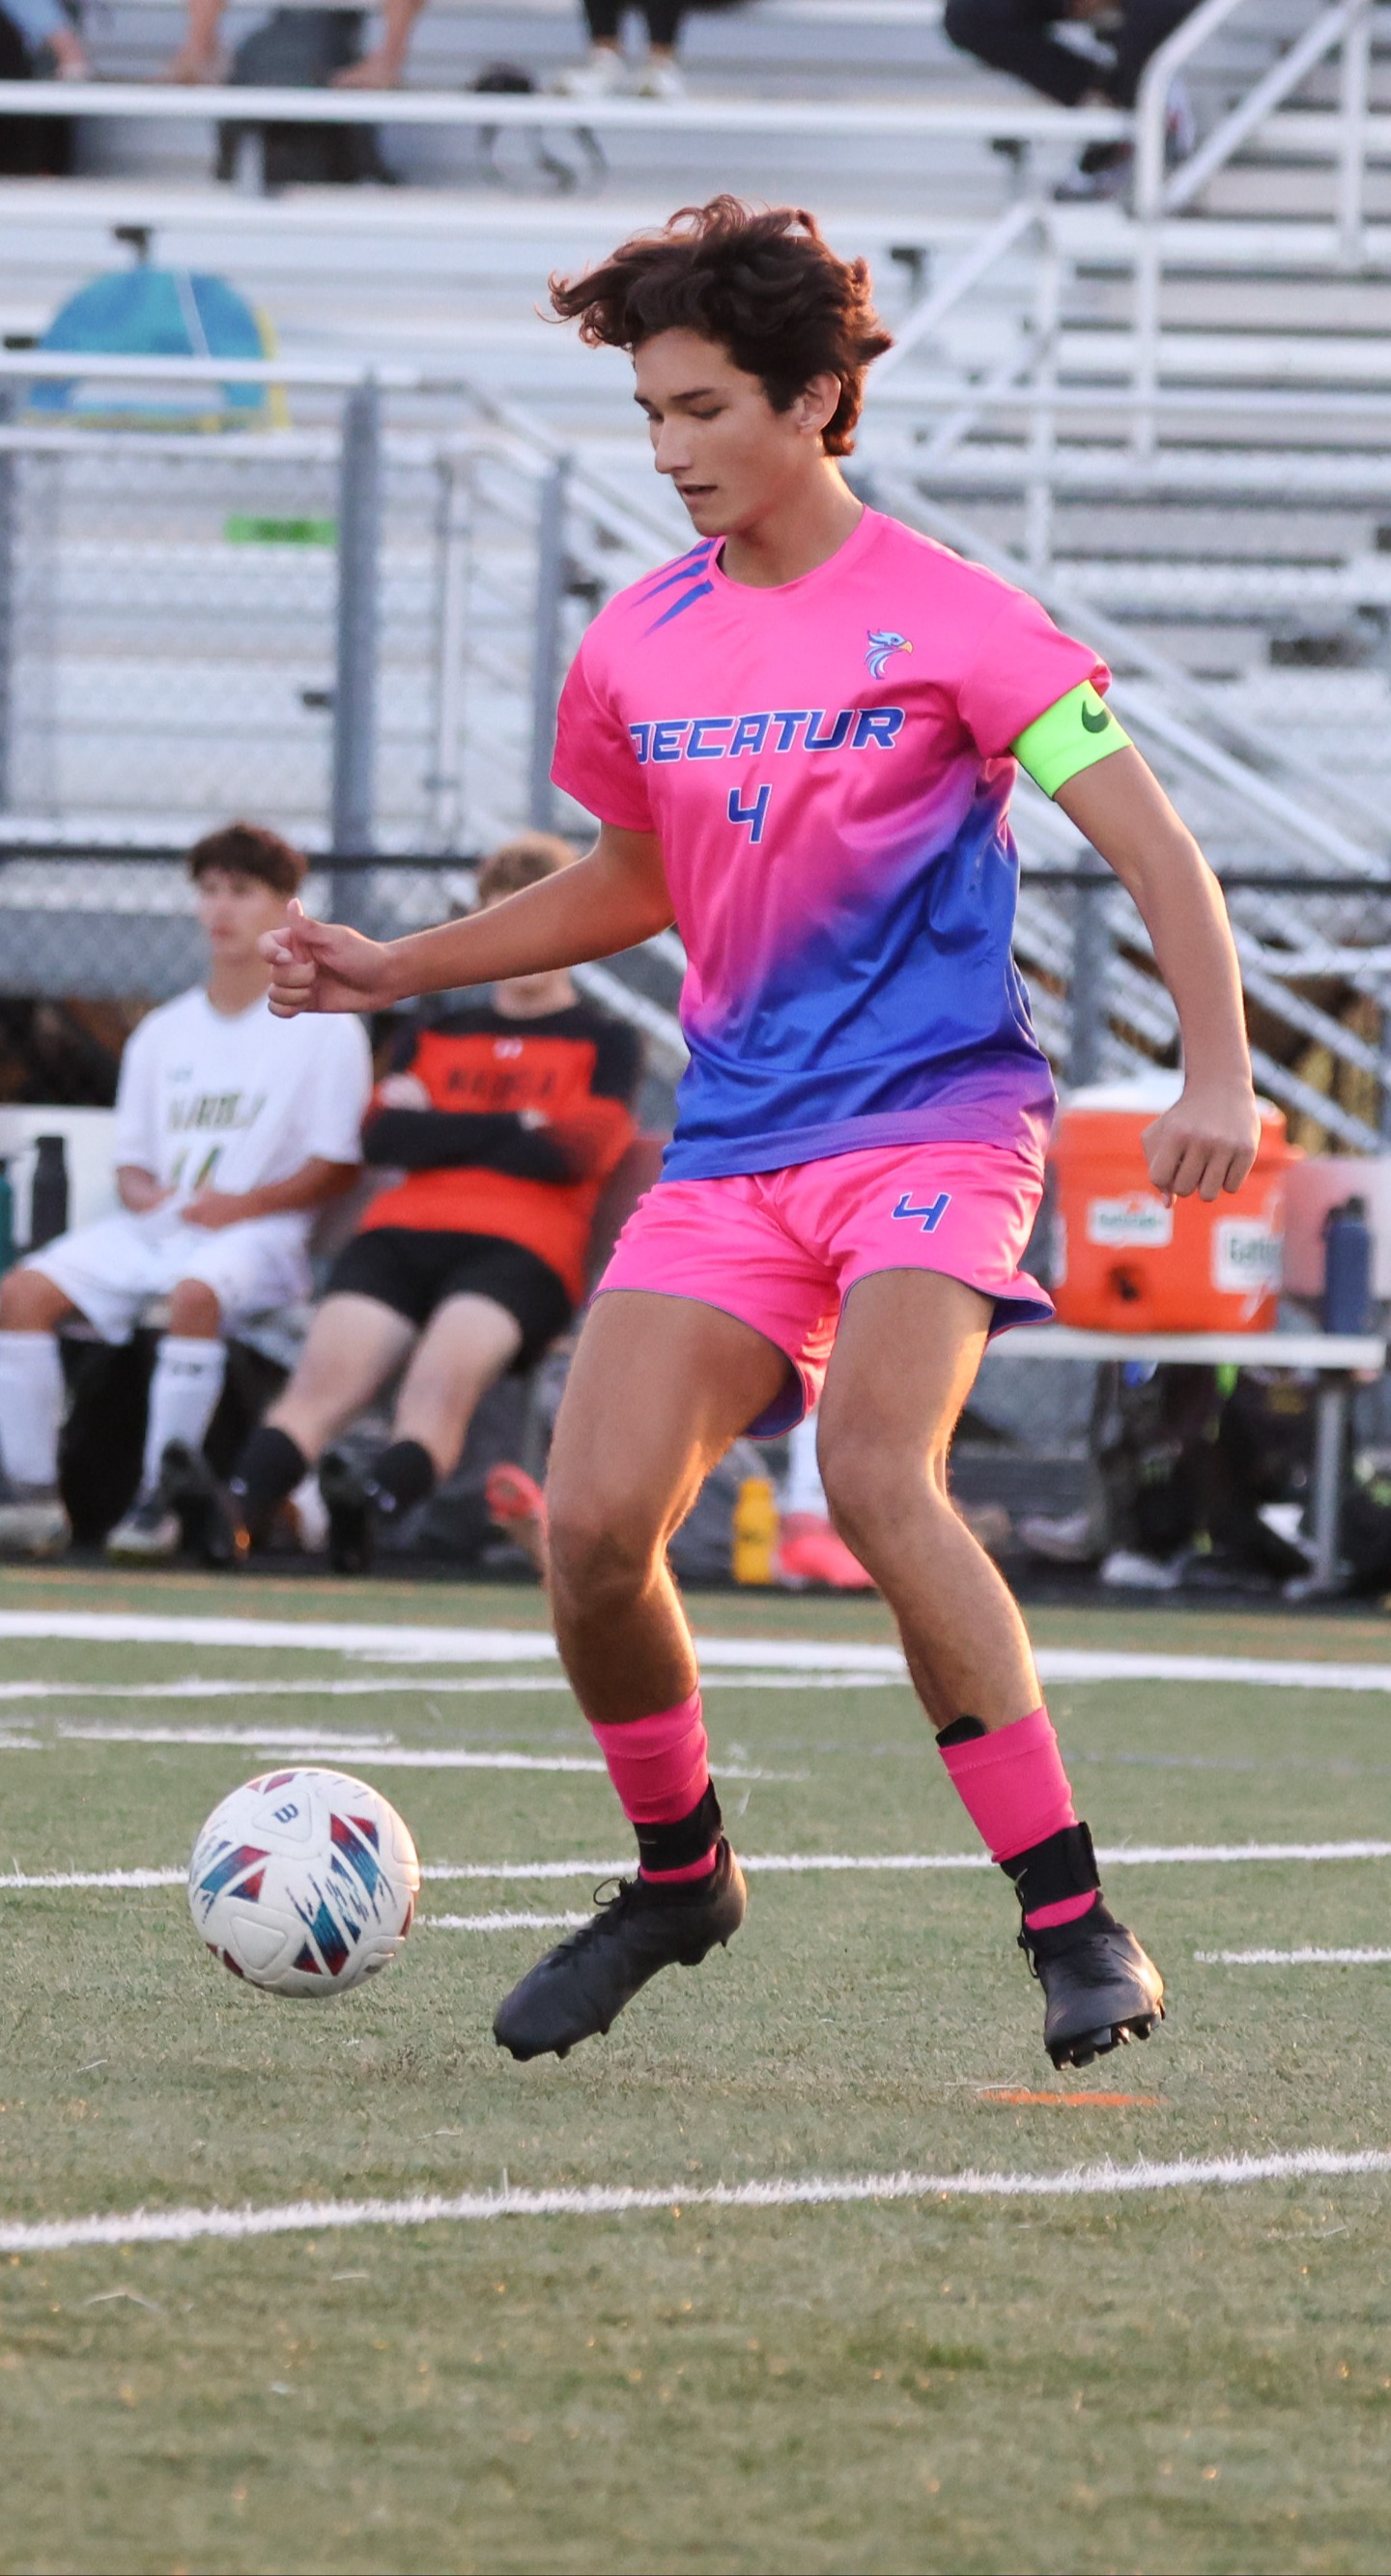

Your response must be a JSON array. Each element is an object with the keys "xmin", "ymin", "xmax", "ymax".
[
  {"xmin": 4, "ymin": 2145, "xmax": 1391, "ymax": 2255},
  {"xmin": 0, "ymin": 1674, "xmax": 895, "ymax": 1699},
  {"xmin": 424, "ymin": 1911, "xmax": 591, "ymax": 1933},
  {"xmin": 5, "ymin": 1608, "xmax": 1391, "ymax": 1694},
  {"xmin": 1196, "ymin": 1947, "xmax": 1391, "ymax": 1965},
  {"xmin": 8, "ymin": 1841, "xmax": 1391, "ymax": 1894},
  {"xmin": 0, "ymin": 1679, "xmax": 578, "ymax": 1701},
  {"xmin": 24, "ymin": 1729, "xmax": 780, "ymax": 1777}
]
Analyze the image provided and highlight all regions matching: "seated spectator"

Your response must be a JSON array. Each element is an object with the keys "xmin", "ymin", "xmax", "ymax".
[
  {"xmin": 554, "ymin": 1, "xmax": 747, "ymax": 101},
  {"xmin": 942, "ymin": 0, "xmax": 1198, "ymax": 199},
  {"xmin": 164, "ymin": 0, "xmax": 422, "ymax": 92},
  {"xmin": 0, "ymin": 823, "xmax": 370, "ymax": 1564},
  {"xmin": 0, "ymin": 0, "xmax": 86, "ymax": 178},
  {"xmin": 1, "ymin": 0, "xmax": 86, "ymax": 77},
  {"xmin": 188, "ymin": 832, "xmax": 641, "ymax": 1572}
]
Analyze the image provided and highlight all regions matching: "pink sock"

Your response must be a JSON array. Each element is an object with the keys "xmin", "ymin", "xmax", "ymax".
[
  {"xmin": 589, "ymin": 1690, "xmax": 718, "ymax": 1882},
  {"xmin": 938, "ymin": 1706, "xmax": 1094, "ymax": 1929}
]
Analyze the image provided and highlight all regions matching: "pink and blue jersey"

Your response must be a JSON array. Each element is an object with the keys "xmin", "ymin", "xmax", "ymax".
[{"xmin": 552, "ymin": 506, "xmax": 1107, "ymax": 1182}]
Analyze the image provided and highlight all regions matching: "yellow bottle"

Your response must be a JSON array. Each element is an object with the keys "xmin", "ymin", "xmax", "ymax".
[{"xmin": 732, "ymin": 1475, "xmax": 779, "ymax": 1586}]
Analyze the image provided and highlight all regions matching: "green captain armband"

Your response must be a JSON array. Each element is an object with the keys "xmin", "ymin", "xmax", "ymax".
[{"xmin": 1010, "ymin": 681, "xmax": 1131, "ymax": 798}]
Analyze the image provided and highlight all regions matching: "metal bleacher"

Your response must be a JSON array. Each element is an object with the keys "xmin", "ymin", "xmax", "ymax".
[{"xmin": 2, "ymin": 0, "xmax": 1391, "ymax": 1140}]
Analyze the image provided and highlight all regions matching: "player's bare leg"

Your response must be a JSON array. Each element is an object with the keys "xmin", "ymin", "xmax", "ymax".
[
  {"xmin": 0, "ymin": 1266, "xmax": 80, "ymax": 1557},
  {"xmin": 817, "ymin": 1268, "xmax": 1163, "ymax": 2067},
  {"xmin": 492, "ymin": 1290, "xmax": 787, "ymax": 2060}
]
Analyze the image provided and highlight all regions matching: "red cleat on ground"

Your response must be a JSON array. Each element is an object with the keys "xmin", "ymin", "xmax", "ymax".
[
  {"xmin": 484, "ymin": 1462, "xmax": 549, "ymax": 1575},
  {"xmin": 775, "ymin": 1510, "xmax": 875, "ymax": 1591}
]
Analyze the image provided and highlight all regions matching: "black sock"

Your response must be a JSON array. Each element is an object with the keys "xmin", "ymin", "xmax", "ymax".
[
  {"xmin": 230, "ymin": 1425, "xmax": 305, "ymax": 1524},
  {"xmin": 636, "ymin": 1780, "xmax": 723, "ymax": 1882},
  {"xmin": 367, "ymin": 1438, "xmax": 437, "ymax": 1519},
  {"xmin": 999, "ymin": 1821, "xmax": 1104, "ymax": 1934}
]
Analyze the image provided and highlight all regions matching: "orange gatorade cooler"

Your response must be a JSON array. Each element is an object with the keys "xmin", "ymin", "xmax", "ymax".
[{"xmin": 1049, "ymin": 1077, "xmax": 1293, "ymax": 1334}]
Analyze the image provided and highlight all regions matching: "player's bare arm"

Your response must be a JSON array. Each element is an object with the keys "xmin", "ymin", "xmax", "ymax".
[
  {"xmin": 181, "ymin": 1155, "xmax": 362, "ymax": 1231},
  {"xmin": 116, "ymin": 1165, "xmax": 170, "ymax": 1214},
  {"xmin": 1053, "ymin": 748, "xmax": 1261, "ymax": 1204},
  {"xmin": 263, "ymin": 824, "xmax": 670, "ymax": 1017}
]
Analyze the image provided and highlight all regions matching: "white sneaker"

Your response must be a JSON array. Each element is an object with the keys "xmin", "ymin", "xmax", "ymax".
[
  {"xmin": 285, "ymin": 1470, "xmax": 330, "ymax": 1556},
  {"xmin": 551, "ymin": 47, "xmax": 626, "ymax": 99},
  {"xmin": 1018, "ymin": 1508, "xmax": 1103, "ymax": 1567},
  {"xmin": 0, "ymin": 1488, "xmax": 71, "ymax": 1560},
  {"xmin": 1099, "ymin": 1548, "xmax": 1183, "ymax": 1592},
  {"xmin": 105, "ymin": 1492, "xmax": 182, "ymax": 1564},
  {"xmin": 633, "ymin": 57, "xmax": 685, "ymax": 99}
]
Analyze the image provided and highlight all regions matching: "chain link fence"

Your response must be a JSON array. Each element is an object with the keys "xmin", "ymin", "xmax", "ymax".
[{"xmin": 5, "ymin": 403, "xmax": 1391, "ymax": 1151}]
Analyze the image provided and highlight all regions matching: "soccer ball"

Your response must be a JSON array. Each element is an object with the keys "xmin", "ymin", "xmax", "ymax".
[{"xmin": 188, "ymin": 1768, "xmax": 420, "ymax": 1997}]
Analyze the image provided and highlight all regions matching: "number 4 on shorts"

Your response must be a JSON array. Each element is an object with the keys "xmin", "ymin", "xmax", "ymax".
[{"xmin": 728, "ymin": 784, "xmax": 772, "ymax": 844}]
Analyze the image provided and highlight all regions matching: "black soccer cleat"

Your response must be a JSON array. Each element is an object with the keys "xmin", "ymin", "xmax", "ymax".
[
  {"xmin": 158, "ymin": 1441, "xmax": 247, "ymax": 1568},
  {"xmin": 1020, "ymin": 1907, "xmax": 1166, "ymax": 2071},
  {"xmin": 318, "ymin": 1448, "xmax": 373, "ymax": 1574},
  {"xmin": 493, "ymin": 1839, "xmax": 747, "ymax": 2062}
]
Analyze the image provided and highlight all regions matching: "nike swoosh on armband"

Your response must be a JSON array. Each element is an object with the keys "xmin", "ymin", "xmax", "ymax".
[{"xmin": 1080, "ymin": 701, "xmax": 1113, "ymax": 734}]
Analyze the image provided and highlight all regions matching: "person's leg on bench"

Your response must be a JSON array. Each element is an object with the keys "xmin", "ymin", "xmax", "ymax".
[
  {"xmin": 314, "ymin": 1287, "xmax": 527, "ymax": 1569},
  {"xmin": 105, "ymin": 1278, "xmax": 230, "ymax": 1560},
  {"xmin": 942, "ymin": 0, "xmax": 1095, "ymax": 106},
  {"xmin": 231, "ymin": 1292, "xmax": 417, "ymax": 1538},
  {"xmin": 371, "ymin": 1289, "xmax": 523, "ymax": 1524},
  {"xmin": 0, "ymin": 1265, "xmax": 80, "ymax": 1557}
]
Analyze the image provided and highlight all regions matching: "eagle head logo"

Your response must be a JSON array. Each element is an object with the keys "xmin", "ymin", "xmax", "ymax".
[{"xmin": 866, "ymin": 629, "xmax": 912, "ymax": 679}]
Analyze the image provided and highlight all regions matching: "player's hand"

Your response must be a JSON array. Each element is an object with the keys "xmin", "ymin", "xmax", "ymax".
[
  {"xmin": 377, "ymin": 1072, "xmax": 431, "ymax": 1109},
  {"xmin": 182, "ymin": 1189, "xmax": 251, "ymax": 1231},
  {"xmin": 262, "ymin": 900, "xmax": 397, "ymax": 1017},
  {"xmin": 1143, "ymin": 1078, "xmax": 1262, "ymax": 1204}
]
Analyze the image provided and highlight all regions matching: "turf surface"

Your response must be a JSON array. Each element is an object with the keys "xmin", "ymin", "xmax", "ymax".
[{"xmin": 2, "ymin": 1569, "xmax": 1391, "ymax": 2573}]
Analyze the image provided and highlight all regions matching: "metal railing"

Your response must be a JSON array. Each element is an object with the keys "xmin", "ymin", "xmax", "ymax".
[
  {"xmin": 0, "ymin": 77, "xmax": 1131, "ymax": 146},
  {"xmin": 4, "ymin": 355, "xmax": 1391, "ymax": 1151}
]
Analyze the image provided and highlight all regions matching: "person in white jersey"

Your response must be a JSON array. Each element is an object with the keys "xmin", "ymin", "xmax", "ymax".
[{"xmin": 0, "ymin": 823, "xmax": 371, "ymax": 1563}]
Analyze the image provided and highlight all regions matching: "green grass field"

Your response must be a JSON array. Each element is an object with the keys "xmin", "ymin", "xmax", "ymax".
[{"xmin": 4, "ymin": 1567, "xmax": 1391, "ymax": 2575}]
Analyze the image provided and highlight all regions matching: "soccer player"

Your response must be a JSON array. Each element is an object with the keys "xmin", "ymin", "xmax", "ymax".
[
  {"xmin": 0, "ymin": 823, "xmax": 370, "ymax": 1563},
  {"xmin": 262, "ymin": 199, "xmax": 1260, "ymax": 2071},
  {"xmin": 198, "ymin": 833, "xmax": 640, "ymax": 1570}
]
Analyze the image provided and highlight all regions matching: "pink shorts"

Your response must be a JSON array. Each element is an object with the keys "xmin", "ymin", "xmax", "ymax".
[{"xmin": 597, "ymin": 1141, "xmax": 1053, "ymax": 1435}]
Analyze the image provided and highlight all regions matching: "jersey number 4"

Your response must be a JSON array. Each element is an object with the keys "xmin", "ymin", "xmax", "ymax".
[{"xmin": 728, "ymin": 784, "xmax": 772, "ymax": 845}]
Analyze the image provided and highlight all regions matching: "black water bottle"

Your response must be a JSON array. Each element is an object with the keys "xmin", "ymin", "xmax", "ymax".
[
  {"xmin": 28, "ymin": 1134, "xmax": 69, "ymax": 1251},
  {"xmin": 1321, "ymin": 1195, "xmax": 1373, "ymax": 1334}
]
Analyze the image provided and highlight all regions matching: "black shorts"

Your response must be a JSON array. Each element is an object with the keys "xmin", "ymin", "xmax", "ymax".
[{"xmin": 326, "ymin": 1229, "xmax": 573, "ymax": 1368}]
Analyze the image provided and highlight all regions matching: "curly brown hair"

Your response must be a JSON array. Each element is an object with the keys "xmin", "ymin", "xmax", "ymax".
[
  {"xmin": 549, "ymin": 197, "xmax": 893, "ymax": 457},
  {"xmin": 187, "ymin": 820, "xmax": 304, "ymax": 897}
]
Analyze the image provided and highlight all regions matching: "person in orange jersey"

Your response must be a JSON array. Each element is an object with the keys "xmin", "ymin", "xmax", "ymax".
[{"xmin": 185, "ymin": 834, "xmax": 639, "ymax": 1571}]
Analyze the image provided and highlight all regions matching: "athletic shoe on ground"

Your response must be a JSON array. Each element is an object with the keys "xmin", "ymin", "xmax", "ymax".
[
  {"xmin": 1018, "ymin": 1508, "xmax": 1103, "ymax": 1567},
  {"xmin": 632, "ymin": 56, "xmax": 684, "ymax": 98},
  {"xmin": 1020, "ymin": 1908, "xmax": 1166, "ymax": 2071},
  {"xmin": 0, "ymin": 1482, "xmax": 70, "ymax": 1559},
  {"xmin": 776, "ymin": 1511, "xmax": 875, "ymax": 1591},
  {"xmin": 494, "ymin": 1838, "xmax": 747, "ymax": 2061},
  {"xmin": 318, "ymin": 1447, "xmax": 373, "ymax": 1574},
  {"xmin": 104, "ymin": 1489, "xmax": 182, "ymax": 1564},
  {"xmin": 1100, "ymin": 1547, "xmax": 1183, "ymax": 1591},
  {"xmin": 158, "ymin": 1440, "xmax": 246, "ymax": 1567},
  {"xmin": 484, "ymin": 1461, "xmax": 548, "ymax": 1575},
  {"xmin": 551, "ymin": 45, "xmax": 625, "ymax": 97},
  {"xmin": 1054, "ymin": 139, "xmax": 1132, "ymax": 202},
  {"xmin": 286, "ymin": 1469, "xmax": 330, "ymax": 1555},
  {"xmin": 1055, "ymin": 81, "xmax": 1192, "ymax": 202}
]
